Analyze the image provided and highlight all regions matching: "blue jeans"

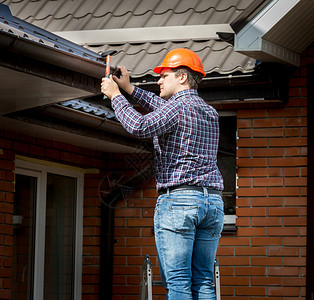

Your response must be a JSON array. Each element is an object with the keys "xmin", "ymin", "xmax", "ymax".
[{"xmin": 154, "ymin": 188, "xmax": 224, "ymax": 300}]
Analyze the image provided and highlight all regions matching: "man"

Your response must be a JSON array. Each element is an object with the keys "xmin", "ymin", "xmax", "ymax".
[{"xmin": 101, "ymin": 48, "xmax": 224, "ymax": 300}]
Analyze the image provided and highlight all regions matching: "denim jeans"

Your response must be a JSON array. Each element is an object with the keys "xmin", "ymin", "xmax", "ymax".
[{"xmin": 154, "ymin": 188, "xmax": 224, "ymax": 300}]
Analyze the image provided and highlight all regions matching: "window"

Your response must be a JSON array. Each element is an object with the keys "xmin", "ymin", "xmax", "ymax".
[
  {"xmin": 217, "ymin": 113, "xmax": 237, "ymax": 228},
  {"xmin": 13, "ymin": 159, "xmax": 83, "ymax": 300}
]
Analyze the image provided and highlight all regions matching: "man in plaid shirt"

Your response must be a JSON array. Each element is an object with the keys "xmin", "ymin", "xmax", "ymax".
[{"xmin": 102, "ymin": 48, "xmax": 224, "ymax": 300}]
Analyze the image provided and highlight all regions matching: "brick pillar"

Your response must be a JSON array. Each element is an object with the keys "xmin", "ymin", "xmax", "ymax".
[
  {"xmin": 0, "ymin": 133, "xmax": 14, "ymax": 299},
  {"xmin": 217, "ymin": 64, "xmax": 308, "ymax": 297}
]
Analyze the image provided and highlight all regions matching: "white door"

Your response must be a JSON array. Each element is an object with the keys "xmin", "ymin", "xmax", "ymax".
[{"xmin": 13, "ymin": 159, "xmax": 83, "ymax": 300}]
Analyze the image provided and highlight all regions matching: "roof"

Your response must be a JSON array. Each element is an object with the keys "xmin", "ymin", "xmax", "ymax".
[
  {"xmin": 233, "ymin": 0, "xmax": 314, "ymax": 66},
  {"xmin": 4, "ymin": 0, "xmax": 255, "ymax": 30},
  {"xmin": 0, "ymin": 3, "xmax": 105, "ymax": 77},
  {"xmin": 0, "ymin": 3, "xmax": 106, "ymax": 115},
  {"xmin": 59, "ymin": 99, "xmax": 116, "ymax": 120},
  {"xmin": 0, "ymin": 3, "xmax": 143, "ymax": 153},
  {"xmin": 3, "ymin": 0, "xmax": 257, "ymax": 79},
  {"xmin": 87, "ymin": 41, "xmax": 257, "ymax": 79}
]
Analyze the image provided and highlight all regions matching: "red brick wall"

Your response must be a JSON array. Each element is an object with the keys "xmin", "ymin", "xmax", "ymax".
[
  {"xmin": 112, "ymin": 179, "xmax": 164, "ymax": 299},
  {"xmin": 218, "ymin": 47, "xmax": 310, "ymax": 299},
  {"xmin": 0, "ymin": 133, "xmax": 14, "ymax": 300},
  {"xmin": 0, "ymin": 130, "xmax": 110, "ymax": 299},
  {"xmin": 111, "ymin": 44, "xmax": 312, "ymax": 300},
  {"xmin": 221, "ymin": 103, "xmax": 307, "ymax": 298}
]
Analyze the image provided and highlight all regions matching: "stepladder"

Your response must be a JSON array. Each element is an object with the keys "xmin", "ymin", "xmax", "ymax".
[
  {"xmin": 140, "ymin": 255, "xmax": 221, "ymax": 300},
  {"xmin": 140, "ymin": 255, "xmax": 153, "ymax": 300},
  {"xmin": 214, "ymin": 260, "xmax": 221, "ymax": 300}
]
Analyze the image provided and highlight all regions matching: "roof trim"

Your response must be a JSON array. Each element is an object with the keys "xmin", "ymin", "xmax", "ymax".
[
  {"xmin": 54, "ymin": 24, "xmax": 234, "ymax": 45},
  {"xmin": 0, "ymin": 29, "xmax": 106, "ymax": 78},
  {"xmin": 233, "ymin": 0, "xmax": 303, "ymax": 66},
  {"xmin": 0, "ymin": 4, "xmax": 107, "ymax": 78},
  {"xmin": 231, "ymin": 0, "xmax": 272, "ymax": 32}
]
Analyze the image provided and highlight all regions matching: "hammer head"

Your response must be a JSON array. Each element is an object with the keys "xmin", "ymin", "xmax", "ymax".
[{"xmin": 100, "ymin": 50, "xmax": 117, "ymax": 59}]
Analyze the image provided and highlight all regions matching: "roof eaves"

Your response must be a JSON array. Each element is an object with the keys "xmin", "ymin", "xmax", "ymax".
[
  {"xmin": 232, "ymin": 0, "xmax": 310, "ymax": 66},
  {"xmin": 230, "ymin": 0, "xmax": 273, "ymax": 33},
  {"xmin": 0, "ymin": 3, "xmax": 107, "ymax": 78},
  {"xmin": 54, "ymin": 24, "xmax": 234, "ymax": 45},
  {"xmin": 59, "ymin": 99, "xmax": 116, "ymax": 120}
]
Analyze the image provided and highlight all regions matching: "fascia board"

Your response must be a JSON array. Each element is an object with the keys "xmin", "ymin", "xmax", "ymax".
[
  {"xmin": 54, "ymin": 24, "xmax": 234, "ymax": 45},
  {"xmin": 236, "ymin": 38, "xmax": 300, "ymax": 66},
  {"xmin": 261, "ymin": 39, "xmax": 300, "ymax": 65}
]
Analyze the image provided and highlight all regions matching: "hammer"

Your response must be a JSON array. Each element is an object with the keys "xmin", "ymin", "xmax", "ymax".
[{"xmin": 100, "ymin": 50, "xmax": 121, "ymax": 99}]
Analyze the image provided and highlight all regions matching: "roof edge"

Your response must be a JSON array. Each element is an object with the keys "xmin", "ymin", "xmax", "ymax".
[
  {"xmin": 0, "ymin": 29, "xmax": 106, "ymax": 78},
  {"xmin": 231, "ymin": 0, "xmax": 272, "ymax": 33},
  {"xmin": 233, "ymin": 0, "xmax": 304, "ymax": 66},
  {"xmin": 54, "ymin": 24, "xmax": 234, "ymax": 45},
  {"xmin": 0, "ymin": 3, "xmax": 107, "ymax": 79}
]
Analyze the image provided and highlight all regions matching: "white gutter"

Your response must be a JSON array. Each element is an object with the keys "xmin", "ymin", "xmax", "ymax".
[{"xmin": 54, "ymin": 24, "xmax": 234, "ymax": 45}]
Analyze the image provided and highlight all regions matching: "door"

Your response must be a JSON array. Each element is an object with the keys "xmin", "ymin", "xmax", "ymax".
[{"xmin": 12, "ymin": 159, "xmax": 83, "ymax": 300}]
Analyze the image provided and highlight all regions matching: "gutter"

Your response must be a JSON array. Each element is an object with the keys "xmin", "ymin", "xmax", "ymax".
[
  {"xmin": 0, "ymin": 4, "xmax": 108, "ymax": 79},
  {"xmin": 0, "ymin": 29, "xmax": 106, "ymax": 79},
  {"xmin": 6, "ymin": 104, "xmax": 151, "ymax": 152},
  {"xmin": 133, "ymin": 73, "xmax": 263, "ymax": 92}
]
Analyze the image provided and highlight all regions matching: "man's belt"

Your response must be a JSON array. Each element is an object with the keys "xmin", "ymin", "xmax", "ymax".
[{"xmin": 158, "ymin": 185, "xmax": 222, "ymax": 196}]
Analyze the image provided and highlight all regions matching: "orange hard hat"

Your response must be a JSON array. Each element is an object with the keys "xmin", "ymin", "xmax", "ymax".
[{"xmin": 153, "ymin": 48, "xmax": 206, "ymax": 77}]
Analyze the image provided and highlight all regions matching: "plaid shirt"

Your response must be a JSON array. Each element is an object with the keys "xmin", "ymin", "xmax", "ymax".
[{"xmin": 111, "ymin": 86, "xmax": 224, "ymax": 191}]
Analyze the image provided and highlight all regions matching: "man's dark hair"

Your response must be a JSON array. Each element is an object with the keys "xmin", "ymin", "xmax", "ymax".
[{"xmin": 173, "ymin": 67, "xmax": 203, "ymax": 89}]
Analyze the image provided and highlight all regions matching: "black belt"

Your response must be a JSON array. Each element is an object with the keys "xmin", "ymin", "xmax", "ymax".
[{"xmin": 158, "ymin": 185, "xmax": 222, "ymax": 196}]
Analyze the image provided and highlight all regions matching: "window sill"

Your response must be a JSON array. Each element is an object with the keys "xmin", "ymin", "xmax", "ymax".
[{"xmin": 222, "ymin": 224, "xmax": 237, "ymax": 234}]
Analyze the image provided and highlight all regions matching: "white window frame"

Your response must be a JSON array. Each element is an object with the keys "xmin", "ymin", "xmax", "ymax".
[
  {"xmin": 15, "ymin": 159, "xmax": 84, "ymax": 300},
  {"xmin": 218, "ymin": 110, "xmax": 237, "ymax": 226}
]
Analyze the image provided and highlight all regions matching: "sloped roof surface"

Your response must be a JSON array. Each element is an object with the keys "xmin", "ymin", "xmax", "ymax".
[
  {"xmin": 0, "ymin": 5, "xmax": 101, "ymax": 63},
  {"xmin": 87, "ymin": 40, "xmax": 256, "ymax": 78},
  {"xmin": 3, "ymin": 0, "xmax": 254, "ymax": 31},
  {"xmin": 59, "ymin": 99, "xmax": 116, "ymax": 119},
  {"xmin": 2, "ymin": 0, "xmax": 257, "ymax": 78}
]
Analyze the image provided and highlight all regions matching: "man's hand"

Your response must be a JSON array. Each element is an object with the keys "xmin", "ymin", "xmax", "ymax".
[
  {"xmin": 101, "ymin": 75, "xmax": 121, "ymax": 100},
  {"xmin": 113, "ymin": 66, "xmax": 134, "ymax": 95}
]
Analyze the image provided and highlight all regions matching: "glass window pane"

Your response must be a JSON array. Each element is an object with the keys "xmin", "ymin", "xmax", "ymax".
[
  {"xmin": 218, "ymin": 116, "xmax": 236, "ymax": 216},
  {"xmin": 44, "ymin": 173, "xmax": 77, "ymax": 300},
  {"xmin": 13, "ymin": 174, "xmax": 37, "ymax": 300}
]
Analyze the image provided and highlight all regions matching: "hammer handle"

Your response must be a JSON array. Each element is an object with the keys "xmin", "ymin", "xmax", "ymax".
[
  {"xmin": 103, "ymin": 55, "xmax": 111, "ymax": 99},
  {"xmin": 105, "ymin": 55, "xmax": 111, "ymax": 77}
]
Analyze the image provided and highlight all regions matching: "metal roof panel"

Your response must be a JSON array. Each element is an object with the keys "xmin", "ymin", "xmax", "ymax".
[
  {"xmin": 2, "ymin": 0, "xmax": 257, "ymax": 77},
  {"xmin": 59, "ymin": 99, "xmax": 116, "ymax": 119},
  {"xmin": 87, "ymin": 40, "xmax": 256, "ymax": 78},
  {"xmin": 3, "ymin": 0, "xmax": 255, "ymax": 30}
]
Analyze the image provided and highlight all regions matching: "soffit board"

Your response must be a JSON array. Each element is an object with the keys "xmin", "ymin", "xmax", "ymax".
[{"xmin": 234, "ymin": 0, "xmax": 314, "ymax": 66}]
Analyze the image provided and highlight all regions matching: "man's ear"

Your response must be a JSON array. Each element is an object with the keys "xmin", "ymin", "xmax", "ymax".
[{"xmin": 178, "ymin": 72, "xmax": 188, "ymax": 85}]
